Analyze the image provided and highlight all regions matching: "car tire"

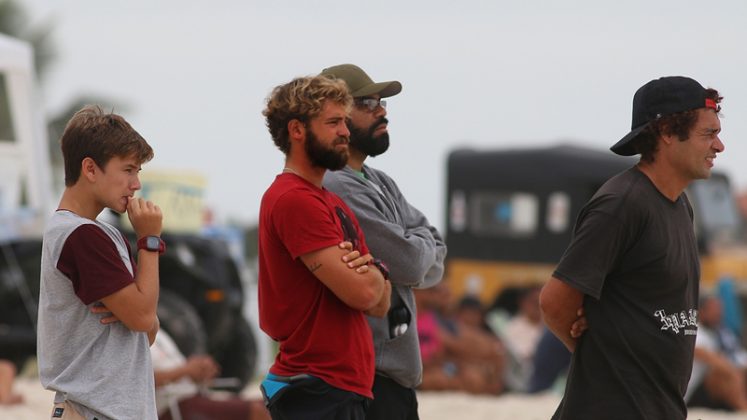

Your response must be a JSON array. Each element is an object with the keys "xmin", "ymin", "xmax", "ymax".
[
  {"xmin": 157, "ymin": 290, "xmax": 207, "ymax": 356},
  {"xmin": 214, "ymin": 315, "xmax": 257, "ymax": 391}
]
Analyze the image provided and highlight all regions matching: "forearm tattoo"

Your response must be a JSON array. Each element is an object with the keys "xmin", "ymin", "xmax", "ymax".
[{"xmin": 308, "ymin": 262, "xmax": 322, "ymax": 273}]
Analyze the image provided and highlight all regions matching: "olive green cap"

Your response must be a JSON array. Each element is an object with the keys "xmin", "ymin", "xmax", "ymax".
[{"xmin": 321, "ymin": 64, "xmax": 402, "ymax": 98}]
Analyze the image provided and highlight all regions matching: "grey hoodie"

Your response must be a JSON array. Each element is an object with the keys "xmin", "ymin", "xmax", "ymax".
[{"xmin": 323, "ymin": 165, "xmax": 447, "ymax": 388}]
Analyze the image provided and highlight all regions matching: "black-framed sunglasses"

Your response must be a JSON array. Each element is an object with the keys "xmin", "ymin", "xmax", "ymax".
[{"xmin": 355, "ymin": 98, "xmax": 386, "ymax": 112}]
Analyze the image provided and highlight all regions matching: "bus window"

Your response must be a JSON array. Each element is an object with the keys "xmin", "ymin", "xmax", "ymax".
[
  {"xmin": 0, "ymin": 72, "xmax": 16, "ymax": 142},
  {"xmin": 689, "ymin": 177, "xmax": 742, "ymax": 244},
  {"xmin": 546, "ymin": 191, "xmax": 570, "ymax": 233},
  {"xmin": 450, "ymin": 190, "xmax": 467, "ymax": 233},
  {"xmin": 469, "ymin": 191, "xmax": 538, "ymax": 237}
]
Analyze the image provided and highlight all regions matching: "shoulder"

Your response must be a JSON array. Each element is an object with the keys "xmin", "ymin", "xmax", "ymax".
[
  {"xmin": 44, "ymin": 211, "xmax": 100, "ymax": 249},
  {"xmin": 264, "ymin": 175, "xmax": 324, "ymax": 209},
  {"xmin": 588, "ymin": 168, "xmax": 651, "ymax": 213},
  {"xmin": 62, "ymin": 224, "xmax": 122, "ymax": 257},
  {"xmin": 364, "ymin": 165, "xmax": 396, "ymax": 185},
  {"xmin": 323, "ymin": 167, "xmax": 365, "ymax": 196}
]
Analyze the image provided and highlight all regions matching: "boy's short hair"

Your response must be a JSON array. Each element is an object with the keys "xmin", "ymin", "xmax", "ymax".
[{"xmin": 60, "ymin": 105, "xmax": 153, "ymax": 186}]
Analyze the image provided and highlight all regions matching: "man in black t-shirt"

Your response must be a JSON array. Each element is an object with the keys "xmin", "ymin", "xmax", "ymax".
[{"xmin": 540, "ymin": 76, "xmax": 725, "ymax": 420}]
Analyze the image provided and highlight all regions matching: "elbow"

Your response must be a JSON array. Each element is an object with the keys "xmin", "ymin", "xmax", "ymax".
[
  {"xmin": 538, "ymin": 286, "xmax": 559, "ymax": 321},
  {"xmin": 350, "ymin": 280, "xmax": 384, "ymax": 311},
  {"xmin": 356, "ymin": 287, "xmax": 382, "ymax": 311},
  {"xmin": 126, "ymin": 311, "xmax": 158, "ymax": 332}
]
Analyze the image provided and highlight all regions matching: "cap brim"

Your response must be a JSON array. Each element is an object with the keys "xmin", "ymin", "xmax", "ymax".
[
  {"xmin": 351, "ymin": 81, "xmax": 402, "ymax": 98},
  {"xmin": 610, "ymin": 124, "xmax": 648, "ymax": 156}
]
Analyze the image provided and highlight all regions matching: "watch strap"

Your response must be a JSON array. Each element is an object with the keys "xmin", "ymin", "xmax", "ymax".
[
  {"xmin": 136, "ymin": 235, "xmax": 166, "ymax": 255},
  {"xmin": 370, "ymin": 258, "xmax": 390, "ymax": 280}
]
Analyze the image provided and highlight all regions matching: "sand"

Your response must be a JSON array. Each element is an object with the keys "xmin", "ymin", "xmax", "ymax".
[{"xmin": 2, "ymin": 376, "xmax": 743, "ymax": 420}]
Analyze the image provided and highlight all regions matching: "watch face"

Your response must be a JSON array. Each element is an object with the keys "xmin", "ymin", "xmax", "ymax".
[{"xmin": 146, "ymin": 236, "xmax": 161, "ymax": 250}]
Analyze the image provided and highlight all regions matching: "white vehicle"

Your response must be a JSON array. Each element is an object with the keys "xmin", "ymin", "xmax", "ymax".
[{"xmin": 0, "ymin": 33, "xmax": 54, "ymax": 242}]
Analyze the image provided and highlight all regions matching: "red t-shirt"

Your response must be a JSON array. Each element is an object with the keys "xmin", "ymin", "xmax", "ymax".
[{"xmin": 258, "ymin": 173, "xmax": 375, "ymax": 398}]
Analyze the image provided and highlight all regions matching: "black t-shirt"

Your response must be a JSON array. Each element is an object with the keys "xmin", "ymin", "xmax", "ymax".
[{"xmin": 552, "ymin": 167, "xmax": 699, "ymax": 420}]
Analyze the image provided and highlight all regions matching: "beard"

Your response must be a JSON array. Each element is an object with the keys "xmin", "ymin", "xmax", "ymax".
[
  {"xmin": 305, "ymin": 128, "xmax": 349, "ymax": 170},
  {"xmin": 349, "ymin": 117, "xmax": 390, "ymax": 157}
]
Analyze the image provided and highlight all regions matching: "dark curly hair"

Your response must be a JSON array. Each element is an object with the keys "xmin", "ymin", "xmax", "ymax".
[{"xmin": 633, "ymin": 88, "xmax": 722, "ymax": 163}]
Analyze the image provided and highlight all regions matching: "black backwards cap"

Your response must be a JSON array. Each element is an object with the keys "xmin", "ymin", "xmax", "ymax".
[{"xmin": 611, "ymin": 76, "xmax": 718, "ymax": 156}]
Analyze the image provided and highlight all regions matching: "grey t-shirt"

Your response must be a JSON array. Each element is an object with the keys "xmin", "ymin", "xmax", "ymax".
[{"xmin": 37, "ymin": 210, "xmax": 157, "ymax": 420}]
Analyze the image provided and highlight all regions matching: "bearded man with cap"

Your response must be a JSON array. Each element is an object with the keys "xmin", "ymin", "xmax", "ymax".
[
  {"xmin": 539, "ymin": 76, "xmax": 724, "ymax": 420},
  {"xmin": 321, "ymin": 64, "xmax": 447, "ymax": 420}
]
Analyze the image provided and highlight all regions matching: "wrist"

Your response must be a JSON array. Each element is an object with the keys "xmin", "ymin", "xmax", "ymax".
[
  {"xmin": 137, "ymin": 235, "xmax": 166, "ymax": 255},
  {"xmin": 369, "ymin": 258, "xmax": 389, "ymax": 280}
]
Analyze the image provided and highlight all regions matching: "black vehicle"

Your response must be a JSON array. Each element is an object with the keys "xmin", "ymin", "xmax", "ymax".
[{"xmin": 0, "ymin": 230, "xmax": 257, "ymax": 391}]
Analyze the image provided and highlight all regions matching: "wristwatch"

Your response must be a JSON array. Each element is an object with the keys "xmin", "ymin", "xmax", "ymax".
[
  {"xmin": 369, "ymin": 258, "xmax": 390, "ymax": 280},
  {"xmin": 136, "ymin": 235, "xmax": 166, "ymax": 255}
]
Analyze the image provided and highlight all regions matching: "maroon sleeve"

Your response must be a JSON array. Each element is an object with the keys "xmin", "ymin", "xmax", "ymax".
[{"xmin": 57, "ymin": 224, "xmax": 135, "ymax": 305}]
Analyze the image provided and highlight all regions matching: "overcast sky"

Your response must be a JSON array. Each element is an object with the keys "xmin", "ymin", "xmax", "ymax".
[{"xmin": 23, "ymin": 0, "xmax": 747, "ymax": 231}]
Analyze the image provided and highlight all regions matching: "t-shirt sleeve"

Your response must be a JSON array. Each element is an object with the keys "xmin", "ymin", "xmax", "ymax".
[
  {"xmin": 272, "ymin": 190, "xmax": 345, "ymax": 259},
  {"xmin": 57, "ymin": 224, "xmax": 135, "ymax": 305},
  {"xmin": 553, "ymin": 207, "xmax": 632, "ymax": 300}
]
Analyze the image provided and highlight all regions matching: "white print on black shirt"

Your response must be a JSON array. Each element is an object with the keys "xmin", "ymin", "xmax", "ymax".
[{"xmin": 654, "ymin": 309, "xmax": 698, "ymax": 335}]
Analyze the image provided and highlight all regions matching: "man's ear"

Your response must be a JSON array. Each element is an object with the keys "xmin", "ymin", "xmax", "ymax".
[
  {"xmin": 81, "ymin": 157, "xmax": 98, "ymax": 182},
  {"xmin": 660, "ymin": 133, "xmax": 677, "ymax": 147},
  {"xmin": 288, "ymin": 119, "xmax": 306, "ymax": 143}
]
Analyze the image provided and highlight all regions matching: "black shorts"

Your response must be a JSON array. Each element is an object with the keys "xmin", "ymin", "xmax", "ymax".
[
  {"xmin": 261, "ymin": 374, "xmax": 370, "ymax": 420},
  {"xmin": 366, "ymin": 374, "xmax": 419, "ymax": 420}
]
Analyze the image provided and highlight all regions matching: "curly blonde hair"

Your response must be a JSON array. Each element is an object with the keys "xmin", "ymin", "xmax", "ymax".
[{"xmin": 263, "ymin": 75, "xmax": 352, "ymax": 154}]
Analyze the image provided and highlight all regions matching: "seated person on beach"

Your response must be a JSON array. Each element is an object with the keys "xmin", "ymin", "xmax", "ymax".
[
  {"xmin": 0, "ymin": 359, "xmax": 23, "ymax": 405},
  {"xmin": 482, "ymin": 286, "xmax": 544, "ymax": 392},
  {"xmin": 151, "ymin": 330, "xmax": 270, "ymax": 420},
  {"xmin": 415, "ymin": 284, "xmax": 505, "ymax": 395},
  {"xmin": 686, "ymin": 294, "xmax": 747, "ymax": 412}
]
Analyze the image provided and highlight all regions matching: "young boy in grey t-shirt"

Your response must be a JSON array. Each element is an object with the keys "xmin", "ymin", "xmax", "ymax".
[{"xmin": 38, "ymin": 105, "xmax": 164, "ymax": 420}]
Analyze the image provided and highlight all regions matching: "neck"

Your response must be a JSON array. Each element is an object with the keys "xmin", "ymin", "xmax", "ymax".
[
  {"xmin": 636, "ymin": 161, "xmax": 688, "ymax": 201},
  {"xmin": 58, "ymin": 187, "xmax": 104, "ymax": 220},
  {"xmin": 346, "ymin": 149, "xmax": 367, "ymax": 171},
  {"xmin": 283, "ymin": 158, "xmax": 326, "ymax": 188}
]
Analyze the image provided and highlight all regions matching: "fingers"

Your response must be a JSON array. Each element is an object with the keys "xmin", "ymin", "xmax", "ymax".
[
  {"xmin": 127, "ymin": 197, "xmax": 163, "ymax": 237},
  {"xmin": 91, "ymin": 304, "xmax": 120, "ymax": 324},
  {"xmin": 90, "ymin": 304, "xmax": 109, "ymax": 314},
  {"xmin": 99, "ymin": 315, "xmax": 119, "ymax": 325},
  {"xmin": 341, "ymin": 249, "xmax": 360, "ymax": 262},
  {"xmin": 570, "ymin": 307, "xmax": 589, "ymax": 338},
  {"xmin": 339, "ymin": 241, "xmax": 354, "ymax": 252}
]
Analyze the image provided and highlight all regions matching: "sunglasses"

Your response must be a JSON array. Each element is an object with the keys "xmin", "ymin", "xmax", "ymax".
[{"xmin": 355, "ymin": 98, "xmax": 387, "ymax": 112}]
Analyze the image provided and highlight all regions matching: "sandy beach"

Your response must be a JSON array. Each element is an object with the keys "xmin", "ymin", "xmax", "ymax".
[{"xmin": 3, "ymin": 375, "xmax": 744, "ymax": 420}]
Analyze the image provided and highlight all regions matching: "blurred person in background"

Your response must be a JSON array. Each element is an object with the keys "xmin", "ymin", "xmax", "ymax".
[
  {"xmin": 151, "ymin": 330, "xmax": 270, "ymax": 420},
  {"xmin": 686, "ymin": 294, "xmax": 747, "ymax": 411},
  {"xmin": 415, "ymin": 284, "xmax": 505, "ymax": 395},
  {"xmin": 0, "ymin": 359, "xmax": 22, "ymax": 405}
]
